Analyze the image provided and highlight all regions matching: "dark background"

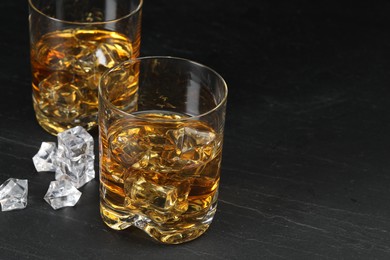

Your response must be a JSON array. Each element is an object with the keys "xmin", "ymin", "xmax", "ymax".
[{"xmin": 1, "ymin": 0, "xmax": 390, "ymax": 259}]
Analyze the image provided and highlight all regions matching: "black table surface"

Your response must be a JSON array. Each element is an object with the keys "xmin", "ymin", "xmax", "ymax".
[{"xmin": 1, "ymin": 0, "xmax": 390, "ymax": 259}]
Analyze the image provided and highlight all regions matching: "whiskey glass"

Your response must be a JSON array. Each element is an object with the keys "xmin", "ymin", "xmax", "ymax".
[
  {"xmin": 98, "ymin": 57, "xmax": 228, "ymax": 244},
  {"xmin": 28, "ymin": 0, "xmax": 142, "ymax": 135}
]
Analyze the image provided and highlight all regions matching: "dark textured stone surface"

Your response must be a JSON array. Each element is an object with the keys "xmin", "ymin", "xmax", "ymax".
[{"xmin": 1, "ymin": 0, "xmax": 390, "ymax": 259}]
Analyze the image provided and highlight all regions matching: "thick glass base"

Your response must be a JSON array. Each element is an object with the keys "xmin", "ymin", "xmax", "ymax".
[
  {"xmin": 100, "ymin": 202, "xmax": 136, "ymax": 230},
  {"xmin": 100, "ymin": 200, "xmax": 217, "ymax": 244}
]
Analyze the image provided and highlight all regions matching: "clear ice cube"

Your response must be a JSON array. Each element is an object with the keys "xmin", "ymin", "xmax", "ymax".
[
  {"xmin": 95, "ymin": 43, "xmax": 123, "ymax": 68},
  {"xmin": 128, "ymin": 175, "xmax": 177, "ymax": 211},
  {"xmin": 95, "ymin": 44, "xmax": 114, "ymax": 68},
  {"xmin": 0, "ymin": 178, "xmax": 28, "ymax": 212},
  {"xmin": 44, "ymin": 180, "xmax": 82, "ymax": 210},
  {"xmin": 166, "ymin": 126, "xmax": 216, "ymax": 166},
  {"xmin": 32, "ymin": 142, "xmax": 57, "ymax": 172},
  {"xmin": 108, "ymin": 126, "xmax": 149, "ymax": 167},
  {"xmin": 55, "ymin": 126, "xmax": 95, "ymax": 188},
  {"xmin": 125, "ymin": 174, "xmax": 189, "ymax": 215},
  {"xmin": 38, "ymin": 71, "xmax": 83, "ymax": 119},
  {"xmin": 170, "ymin": 126, "xmax": 216, "ymax": 152},
  {"xmin": 72, "ymin": 44, "xmax": 98, "ymax": 75}
]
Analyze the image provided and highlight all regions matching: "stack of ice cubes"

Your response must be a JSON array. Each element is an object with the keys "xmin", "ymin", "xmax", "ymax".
[
  {"xmin": 32, "ymin": 126, "xmax": 95, "ymax": 209},
  {"xmin": 55, "ymin": 126, "xmax": 95, "ymax": 188},
  {"xmin": 0, "ymin": 126, "xmax": 93, "ymax": 212}
]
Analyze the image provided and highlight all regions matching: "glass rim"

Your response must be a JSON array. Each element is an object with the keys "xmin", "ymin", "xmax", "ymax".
[
  {"xmin": 28, "ymin": 0, "xmax": 143, "ymax": 25},
  {"xmin": 99, "ymin": 56, "xmax": 228, "ymax": 122}
]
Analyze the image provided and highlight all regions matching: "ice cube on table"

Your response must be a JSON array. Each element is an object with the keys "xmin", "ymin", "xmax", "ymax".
[
  {"xmin": 55, "ymin": 126, "xmax": 95, "ymax": 188},
  {"xmin": 32, "ymin": 142, "xmax": 57, "ymax": 172},
  {"xmin": 44, "ymin": 180, "xmax": 82, "ymax": 210},
  {"xmin": 0, "ymin": 178, "xmax": 28, "ymax": 212}
]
